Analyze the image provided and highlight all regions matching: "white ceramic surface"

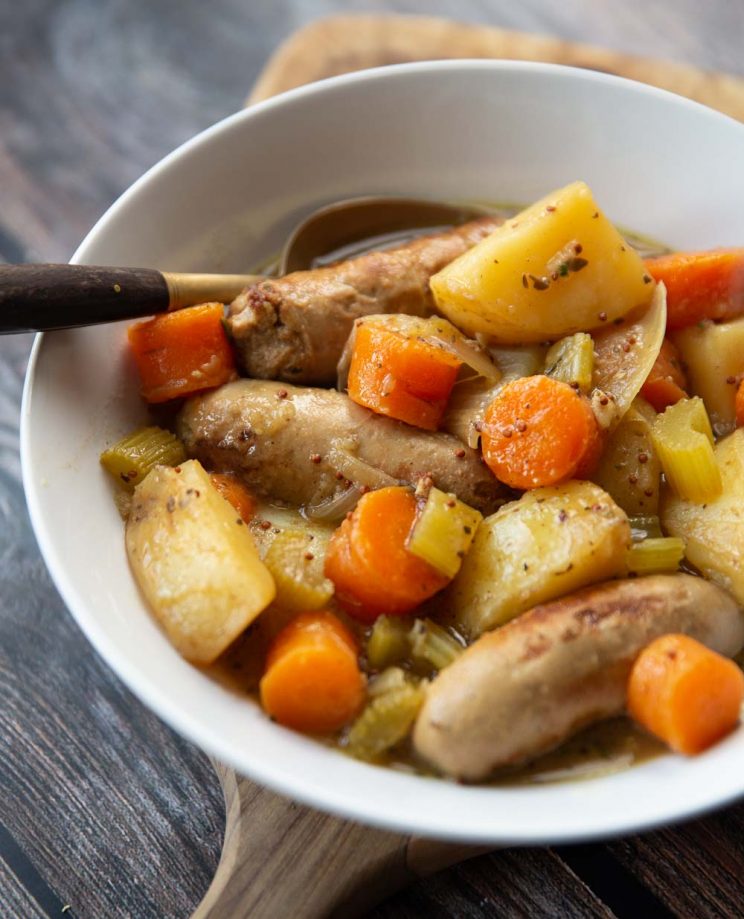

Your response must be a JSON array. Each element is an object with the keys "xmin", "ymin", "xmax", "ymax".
[{"xmin": 21, "ymin": 61, "xmax": 744, "ymax": 843}]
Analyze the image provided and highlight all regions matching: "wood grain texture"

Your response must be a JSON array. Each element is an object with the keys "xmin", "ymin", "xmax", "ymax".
[
  {"xmin": 0, "ymin": 263, "xmax": 169, "ymax": 331},
  {"xmin": 607, "ymin": 808, "xmax": 744, "ymax": 917},
  {"xmin": 0, "ymin": 858, "xmax": 49, "ymax": 919},
  {"xmin": 249, "ymin": 14, "xmax": 744, "ymax": 121},
  {"xmin": 373, "ymin": 847, "xmax": 619, "ymax": 919},
  {"xmin": 1, "ymin": 3, "xmax": 744, "ymax": 918},
  {"xmin": 195, "ymin": 766, "xmax": 411, "ymax": 919}
]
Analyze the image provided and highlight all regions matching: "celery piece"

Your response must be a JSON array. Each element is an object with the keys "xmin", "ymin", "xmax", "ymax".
[
  {"xmin": 263, "ymin": 528, "xmax": 334, "ymax": 612},
  {"xmin": 368, "ymin": 666, "xmax": 408, "ymax": 698},
  {"xmin": 626, "ymin": 537, "xmax": 685, "ymax": 574},
  {"xmin": 629, "ymin": 515, "xmax": 663, "ymax": 542},
  {"xmin": 366, "ymin": 615, "xmax": 411, "ymax": 670},
  {"xmin": 409, "ymin": 618, "xmax": 463, "ymax": 670},
  {"xmin": 408, "ymin": 486, "xmax": 483, "ymax": 579},
  {"xmin": 545, "ymin": 332, "xmax": 594, "ymax": 392},
  {"xmin": 100, "ymin": 425, "xmax": 186, "ymax": 490},
  {"xmin": 346, "ymin": 680, "xmax": 426, "ymax": 761},
  {"xmin": 651, "ymin": 397, "xmax": 722, "ymax": 504}
]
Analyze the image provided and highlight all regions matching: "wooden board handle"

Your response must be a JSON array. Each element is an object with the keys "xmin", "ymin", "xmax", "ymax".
[{"xmin": 193, "ymin": 763, "xmax": 490, "ymax": 919}]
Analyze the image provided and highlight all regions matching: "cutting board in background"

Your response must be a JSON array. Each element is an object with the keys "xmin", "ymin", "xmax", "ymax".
[
  {"xmin": 193, "ymin": 15, "xmax": 744, "ymax": 919},
  {"xmin": 249, "ymin": 13, "xmax": 744, "ymax": 121}
]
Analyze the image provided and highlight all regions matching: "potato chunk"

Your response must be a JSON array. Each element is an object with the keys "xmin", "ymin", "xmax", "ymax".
[
  {"xmin": 672, "ymin": 316, "xmax": 744, "ymax": 434},
  {"xmin": 448, "ymin": 481, "xmax": 630, "ymax": 637},
  {"xmin": 661, "ymin": 429, "xmax": 744, "ymax": 604},
  {"xmin": 593, "ymin": 397, "xmax": 661, "ymax": 516},
  {"xmin": 126, "ymin": 459, "xmax": 275, "ymax": 664},
  {"xmin": 430, "ymin": 181, "xmax": 653, "ymax": 343}
]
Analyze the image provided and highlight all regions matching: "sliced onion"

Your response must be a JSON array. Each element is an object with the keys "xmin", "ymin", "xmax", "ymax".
[
  {"xmin": 423, "ymin": 316, "xmax": 501, "ymax": 380},
  {"xmin": 593, "ymin": 282, "xmax": 666, "ymax": 426},
  {"xmin": 442, "ymin": 377, "xmax": 502, "ymax": 448},
  {"xmin": 303, "ymin": 443, "xmax": 400, "ymax": 521},
  {"xmin": 336, "ymin": 324, "xmax": 357, "ymax": 392},
  {"xmin": 302, "ymin": 485, "xmax": 363, "ymax": 522},
  {"xmin": 328, "ymin": 444, "xmax": 399, "ymax": 490},
  {"xmin": 335, "ymin": 313, "xmax": 501, "ymax": 393}
]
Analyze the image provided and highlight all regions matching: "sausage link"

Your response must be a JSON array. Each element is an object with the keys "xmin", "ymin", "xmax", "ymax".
[
  {"xmin": 413, "ymin": 574, "xmax": 744, "ymax": 780},
  {"xmin": 227, "ymin": 216, "xmax": 502, "ymax": 384}
]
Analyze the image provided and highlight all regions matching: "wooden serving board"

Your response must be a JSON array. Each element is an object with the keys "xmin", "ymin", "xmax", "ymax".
[
  {"xmin": 249, "ymin": 13, "xmax": 744, "ymax": 121},
  {"xmin": 194, "ymin": 16, "xmax": 744, "ymax": 918}
]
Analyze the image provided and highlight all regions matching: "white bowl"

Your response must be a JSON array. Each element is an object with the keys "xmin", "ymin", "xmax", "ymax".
[{"xmin": 21, "ymin": 61, "xmax": 744, "ymax": 843}]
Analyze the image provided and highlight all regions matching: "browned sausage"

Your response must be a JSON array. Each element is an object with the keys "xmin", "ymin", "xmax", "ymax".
[
  {"xmin": 227, "ymin": 216, "xmax": 502, "ymax": 384},
  {"xmin": 177, "ymin": 379, "xmax": 507, "ymax": 513},
  {"xmin": 413, "ymin": 574, "xmax": 744, "ymax": 780}
]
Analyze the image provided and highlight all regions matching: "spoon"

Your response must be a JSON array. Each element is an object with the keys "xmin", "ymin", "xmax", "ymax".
[{"xmin": 0, "ymin": 197, "xmax": 485, "ymax": 333}]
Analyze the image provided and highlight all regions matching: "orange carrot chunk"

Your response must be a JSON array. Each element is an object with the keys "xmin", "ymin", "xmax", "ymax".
[
  {"xmin": 644, "ymin": 249, "xmax": 744, "ymax": 330},
  {"xmin": 259, "ymin": 611, "xmax": 366, "ymax": 734},
  {"xmin": 324, "ymin": 486, "xmax": 450, "ymax": 622},
  {"xmin": 209, "ymin": 472, "xmax": 257, "ymax": 523},
  {"xmin": 128, "ymin": 302, "xmax": 235, "ymax": 403},
  {"xmin": 628, "ymin": 633, "xmax": 744, "ymax": 755},
  {"xmin": 347, "ymin": 320, "xmax": 462, "ymax": 430},
  {"xmin": 480, "ymin": 375, "xmax": 602, "ymax": 490},
  {"xmin": 736, "ymin": 379, "xmax": 744, "ymax": 428},
  {"xmin": 640, "ymin": 338, "xmax": 689, "ymax": 412}
]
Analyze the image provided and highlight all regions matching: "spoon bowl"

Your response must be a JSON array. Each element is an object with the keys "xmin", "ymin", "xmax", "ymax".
[{"xmin": 279, "ymin": 195, "xmax": 487, "ymax": 273}]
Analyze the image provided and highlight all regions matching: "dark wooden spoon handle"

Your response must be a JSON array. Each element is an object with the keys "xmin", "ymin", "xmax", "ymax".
[{"xmin": 0, "ymin": 264, "xmax": 169, "ymax": 332}]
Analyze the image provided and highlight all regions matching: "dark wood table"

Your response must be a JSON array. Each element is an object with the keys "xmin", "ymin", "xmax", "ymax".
[{"xmin": 2, "ymin": 2, "xmax": 744, "ymax": 916}]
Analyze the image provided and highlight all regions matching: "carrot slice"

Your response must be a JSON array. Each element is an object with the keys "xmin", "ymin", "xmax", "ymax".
[
  {"xmin": 640, "ymin": 338, "xmax": 688, "ymax": 412},
  {"xmin": 736, "ymin": 379, "xmax": 744, "ymax": 428},
  {"xmin": 480, "ymin": 375, "xmax": 602, "ymax": 489},
  {"xmin": 347, "ymin": 320, "xmax": 462, "ymax": 430},
  {"xmin": 627, "ymin": 633, "xmax": 744, "ymax": 755},
  {"xmin": 324, "ymin": 486, "xmax": 450, "ymax": 622},
  {"xmin": 259, "ymin": 611, "xmax": 366, "ymax": 734},
  {"xmin": 644, "ymin": 249, "xmax": 744, "ymax": 330},
  {"xmin": 128, "ymin": 302, "xmax": 235, "ymax": 403},
  {"xmin": 209, "ymin": 472, "xmax": 256, "ymax": 523}
]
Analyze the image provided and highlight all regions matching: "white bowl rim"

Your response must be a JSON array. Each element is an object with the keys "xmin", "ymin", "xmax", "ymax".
[{"xmin": 21, "ymin": 59, "xmax": 744, "ymax": 844}]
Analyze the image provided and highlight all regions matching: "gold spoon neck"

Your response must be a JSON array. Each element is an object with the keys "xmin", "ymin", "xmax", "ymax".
[{"xmin": 163, "ymin": 271, "xmax": 263, "ymax": 310}]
